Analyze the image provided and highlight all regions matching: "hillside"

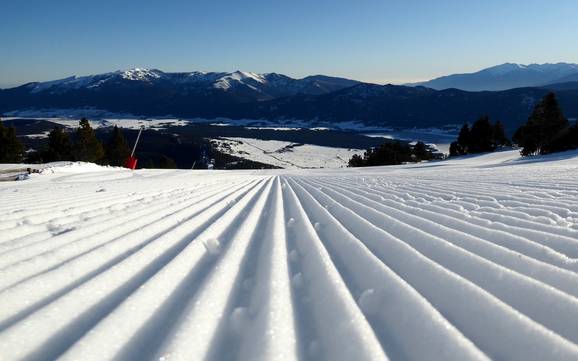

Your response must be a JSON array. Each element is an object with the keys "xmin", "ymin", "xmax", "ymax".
[
  {"xmin": 1, "ymin": 150, "xmax": 578, "ymax": 360},
  {"xmin": 251, "ymin": 84, "xmax": 578, "ymax": 132}
]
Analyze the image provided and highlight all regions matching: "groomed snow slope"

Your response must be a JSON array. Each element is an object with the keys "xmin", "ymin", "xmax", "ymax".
[{"xmin": 1, "ymin": 150, "xmax": 578, "ymax": 361}]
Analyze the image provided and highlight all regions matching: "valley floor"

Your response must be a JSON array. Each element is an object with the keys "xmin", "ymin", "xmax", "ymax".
[
  {"xmin": 1, "ymin": 150, "xmax": 578, "ymax": 360},
  {"xmin": 211, "ymin": 137, "xmax": 363, "ymax": 169}
]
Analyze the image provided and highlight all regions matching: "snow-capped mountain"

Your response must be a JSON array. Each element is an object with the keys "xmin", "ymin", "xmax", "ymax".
[
  {"xmin": 409, "ymin": 63, "xmax": 578, "ymax": 91},
  {"xmin": 21, "ymin": 68, "xmax": 360, "ymax": 101},
  {"xmin": 2, "ymin": 66, "xmax": 578, "ymax": 131},
  {"xmin": 0, "ymin": 68, "xmax": 360, "ymax": 120},
  {"xmin": 27, "ymin": 69, "xmax": 168, "ymax": 94}
]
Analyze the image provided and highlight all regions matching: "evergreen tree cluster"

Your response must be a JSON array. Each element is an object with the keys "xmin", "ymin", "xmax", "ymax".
[
  {"xmin": 44, "ymin": 126, "xmax": 73, "ymax": 162},
  {"xmin": 0, "ymin": 117, "xmax": 133, "ymax": 166},
  {"xmin": 72, "ymin": 119, "xmax": 105, "ymax": 163},
  {"xmin": 40, "ymin": 119, "xmax": 131, "ymax": 165},
  {"xmin": 41, "ymin": 119, "xmax": 131, "ymax": 165},
  {"xmin": 513, "ymin": 92, "xmax": 578, "ymax": 156},
  {"xmin": 0, "ymin": 120, "xmax": 24, "ymax": 163},
  {"xmin": 104, "ymin": 125, "xmax": 131, "ymax": 166},
  {"xmin": 348, "ymin": 141, "xmax": 433, "ymax": 167},
  {"xmin": 449, "ymin": 116, "xmax": 510, "ymax": 157}
]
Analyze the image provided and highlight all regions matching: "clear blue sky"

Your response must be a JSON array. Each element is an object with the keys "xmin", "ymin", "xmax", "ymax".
[{"xmin": 1, "ymin": 0, "xmax": 578, "ymax": 88}]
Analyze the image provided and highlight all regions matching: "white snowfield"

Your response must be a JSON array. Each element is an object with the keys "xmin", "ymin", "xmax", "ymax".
[
  {"xmin": 1, "ymin": 150, "xmax": 578, "ymax": 361},
  {"xmin": 212, "ymin": 137, "xmax": 363, "ymax": 169}
]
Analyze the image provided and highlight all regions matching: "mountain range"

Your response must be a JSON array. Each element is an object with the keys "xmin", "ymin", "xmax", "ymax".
[
  {"xmin": 408, "ymin": 63, "xmax": 578, "ymax": 91},
  {"xmin": 0, "ymin": 69, "xmax": 360, "ymax": 119},
  {"xmin": 15, "ymin": 69, "xmax": 360, "ymax": 101},
  {"xmin": 1, "ymin": 65, "xmax": 578, "ymax": 132}
]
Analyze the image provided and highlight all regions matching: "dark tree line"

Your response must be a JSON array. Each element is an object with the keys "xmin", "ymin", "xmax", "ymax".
[
  {"xmin": 105, "ymin": 125, "xmax": 131, "ymax": 166},
  {"xmin": 5, "ymin": 92, "xmax": 578, "ymax": 168},
  {"xmin": 348, "ymin": 141, "xmax": 434, "ymax": 167},
  {"xmin": 40, "ymin": 119, "xmax": 131, "ymax": 165},
  {"xmin": 513, "ymin": 92, "xmax": 578, "ymax": 156},
  {"xmin": 72, "ymin": 118, "xmax": 106, "ymax": 163},
  {"xmin": 448, "ymin": 92, "xmax": 578, "ymax": 158},
  {"xmin": 449, "ymin": 116, "xmax": 510, "ymax": 157},
  {"xmin": 1, "ymin": 117, "xmax": 133, "ymax": 166},
  {"xmin": 351, "ymin": 92, "xmax": 578, "ymax": 167},
  {"xmin": 0, "ymin": 120, "xmax": 24, "ymax": 163}
]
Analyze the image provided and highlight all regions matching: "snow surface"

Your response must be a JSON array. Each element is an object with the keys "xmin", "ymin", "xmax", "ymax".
[
  {"xmin": 23, "ymin": 131, "xmax": 51, "ymax": 139},
  {"xmin": 211, "ymin": 137, "xmax": 363, "ymax": 168},
  {"xmin": 2, "ymin": 150, "xmax": 578, "ymax": 360}
]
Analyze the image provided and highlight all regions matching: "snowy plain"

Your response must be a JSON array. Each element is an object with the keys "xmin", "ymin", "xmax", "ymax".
[
  {"xmin": 1, "ymin": 150, "xmax": 578, "ymax": 360},
  {"xmin": 211, "ymin": 137, "xmax": 363, "ymax": 169},
  {"xmin": 3, "ymin": 109, "xmax": 417, "ymax": 132}
]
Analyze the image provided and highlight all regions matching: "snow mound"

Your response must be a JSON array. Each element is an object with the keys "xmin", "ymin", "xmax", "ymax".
[{"xmin": 37, "ymin": 162, "xmax": 118, "ymax": 174}]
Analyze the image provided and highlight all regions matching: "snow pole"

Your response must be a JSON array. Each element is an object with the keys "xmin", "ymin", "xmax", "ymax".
[{"xmin": 125, "ymin": 126, "xmax": 144, "ymax": 170}]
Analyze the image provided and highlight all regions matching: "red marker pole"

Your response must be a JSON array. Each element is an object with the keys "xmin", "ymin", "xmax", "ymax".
[{"xmin": 125, "ymin": 126, "xmax": 144, "ymax": 170}]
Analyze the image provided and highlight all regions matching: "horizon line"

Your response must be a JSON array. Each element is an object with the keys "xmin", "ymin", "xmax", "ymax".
[{"xmin": 3, "ymin": 61, "xmax": 578, "ymax": 90}]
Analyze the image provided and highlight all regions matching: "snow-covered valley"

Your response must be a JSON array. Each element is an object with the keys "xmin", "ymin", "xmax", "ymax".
[
  {"xmin": 1, "ymin": 150, "xmax": 578, "ymax": 360},
  {"xmin": 211, "ymin": 137, "xmax": 363, "ymax": 169}
]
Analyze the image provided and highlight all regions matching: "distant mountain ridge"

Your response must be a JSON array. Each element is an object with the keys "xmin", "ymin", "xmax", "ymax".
[
  {"xmin": 2, "ymin": 67, "xmax": 578, "ymax": 132},
  {"xmin": 408, "ymin": 63, "xmax": 578, "ymax": 91},
  {"xmin": 16, "ymin": 68, "xmax": 360, "ymax": 102}
]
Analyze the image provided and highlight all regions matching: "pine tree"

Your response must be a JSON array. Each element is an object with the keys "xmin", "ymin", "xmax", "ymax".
[
  {"xmin": 541, "ymin": 120, "xmax": 578, "ymax": 153},
  {"xmin": 570, "ymin": 122, "xmax": 578, "ymax": 149},
  {"xmin": 348, "ymin": 141, "xmax": 415, "ymax": 167},
  {"xmin": 449, "ymin": 141, "xmax": 463, "ymax": 157},
  {"xmin": 45, "ymin": 126, "xmax": 73, "ymax": 162},
  {"xmin": 73, "ymin": 118, "xmax": 105, "ymax": 163},
  {"xmin": 0, "ymin": 120, "xmax": 24, "ymax": 163},
  {"xmin": 450, "ymin": 118, "xmax": 508, "ymax": 157},
  {"xmin": 492, "ymin": 120, "xmax": 510, "ymax": 148},
  {"xmin": 513, "ymin": 92, "xmax": 569, "ymax": 156},
  {"xmin": 0, "ymin": 120, "xmax": 6, "ymax": 161},
  {"xmin": 6, "ymin": 127, "xmax": 23, "ymax": 162},
  {"xmin": 456, "ymin": 123, "xmax": 471, "ymax": 154},
  {"xmin": 413, "ymin": 141, "xmax": 432, "ymax": 161},
  {"xmin": 468, "ymin": 116, "xmax": 495, "ymax": 153},
  {"xmin": 513, "ymin": 126, "xmax": 538, "ymax": 156},
  {"xmin": 364, "ymin": 141, "xmax": 412, "ymax": 166},
  {"xmin": 348, "ymin": 154, "xmax": 364, "ymax": 167},
  {"xmin": 105, "ymin": 126, "xmax": 131, "ymax": 166}
]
